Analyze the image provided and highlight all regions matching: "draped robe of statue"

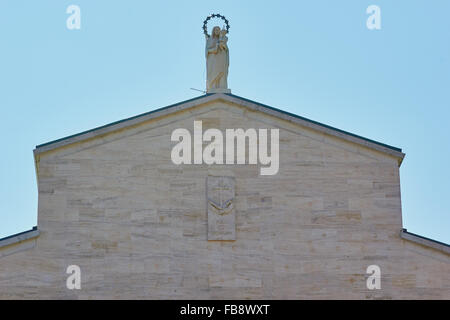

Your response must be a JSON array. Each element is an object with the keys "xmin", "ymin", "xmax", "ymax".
[{"xmin": 205, "ymin": 26, "xmax": 229, "ymax": 92}]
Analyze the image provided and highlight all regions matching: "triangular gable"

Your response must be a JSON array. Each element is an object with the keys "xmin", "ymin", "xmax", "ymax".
[{"xmin": 34, "ymin": 93, "xmax": 405, "ymax": 165}]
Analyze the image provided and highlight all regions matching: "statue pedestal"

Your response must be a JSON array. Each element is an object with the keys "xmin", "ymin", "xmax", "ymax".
[{"xmin": 207, "ymin": 88, "xmax": 231, "ymax": 94}]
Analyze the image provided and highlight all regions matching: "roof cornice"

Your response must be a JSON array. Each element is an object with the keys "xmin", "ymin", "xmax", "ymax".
[
  {"xmin": 33, "ymin": 93, "xmax": 405, "ymax": 164},
  {"xmin": 0, "ymin": 227, "xmax": 40, "ymax": 257},
  {"xmin": 400, "ymin": 229, "xmax": 450, "ymax": 255}
]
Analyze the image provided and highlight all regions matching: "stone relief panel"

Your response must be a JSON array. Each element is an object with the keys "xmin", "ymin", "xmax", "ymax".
[{"xmin": 207, "ymin": 176, "xmax": 235, "ymax": 240}]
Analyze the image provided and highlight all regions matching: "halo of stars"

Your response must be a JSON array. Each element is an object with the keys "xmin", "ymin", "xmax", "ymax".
[{"xmin": 203, "ymin": 14, "xmax": 230, "ymax": 37}]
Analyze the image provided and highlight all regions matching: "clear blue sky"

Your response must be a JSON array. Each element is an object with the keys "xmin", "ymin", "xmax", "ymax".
[{"xmin": 1, "ymin": 1, "xmax": 449, "ymax": 243}]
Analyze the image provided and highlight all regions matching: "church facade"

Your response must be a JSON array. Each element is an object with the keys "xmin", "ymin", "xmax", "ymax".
[{"xmin": 0, "ymin": 93, "xmax": 449, "ymax": 299}]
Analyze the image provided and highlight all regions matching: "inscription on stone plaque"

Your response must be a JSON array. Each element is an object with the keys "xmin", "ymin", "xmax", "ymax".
[{"xmin": 207, "ymin": 176, "xmax": 235, "ymax": 240}]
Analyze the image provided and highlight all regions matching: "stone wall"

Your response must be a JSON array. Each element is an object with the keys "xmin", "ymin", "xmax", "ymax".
[{"xmin": 1, "ymin": 100, "xmax": 448, "ymax": 299}]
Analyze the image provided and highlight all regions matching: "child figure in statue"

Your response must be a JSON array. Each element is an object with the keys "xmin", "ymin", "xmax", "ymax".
[{"xmin": 218, "ymin": 27, "xmax": 228, "ymax": 52}]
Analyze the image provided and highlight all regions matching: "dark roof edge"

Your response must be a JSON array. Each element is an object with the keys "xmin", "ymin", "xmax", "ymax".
[
  {"xmin": 34, "ymin": 93, "xmax": 403, "ymax": 160},
  {"xmin": 0, "ymin": 226, "xmax": 40, "ymax": 249},
  {"xmin": 36, "ymin": 94, "xmax": 212, "ymax": 149},
  {"xmin": 400, "ymin": 228, "xmax": 450, "ymax": 254},
  {"xmin": 226, "ymin": 93, "xmax": 402, "ymax": 153}
]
